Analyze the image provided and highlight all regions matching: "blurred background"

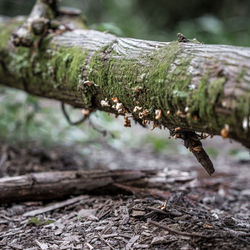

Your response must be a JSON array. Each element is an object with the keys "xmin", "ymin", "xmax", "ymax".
[
  {"xmin": 1, "ymin": 0, "xmax": 250, "ymax": 45},
  {"xmin": 0, "ymin": 0, "xmax": 249, "ymax": 167}
]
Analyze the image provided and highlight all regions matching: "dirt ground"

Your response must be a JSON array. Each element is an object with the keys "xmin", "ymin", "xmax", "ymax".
[{"xmin": 0, "ymin": 140, "xmax": 249, "ymax": 250}]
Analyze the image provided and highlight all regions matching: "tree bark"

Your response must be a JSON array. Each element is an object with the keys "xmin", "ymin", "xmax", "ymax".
[
  {"xmin": 0, "ymin": 2, "xmax": 249, "ymax": 150},
  {"xmin": 0, "ymin": 170, "xmax": 161, "ymax": 203}
]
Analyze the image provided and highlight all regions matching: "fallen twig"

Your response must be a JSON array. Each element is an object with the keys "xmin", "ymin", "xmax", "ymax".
[
  {"xmin": 23, "ymin": 195, "xmax": 88, "ymax": 217},
  {"xmin": 148, "ymin": 219, "xmax": 213, "ymax": 238},
  {"xmin": 147, "ymin": 206, "xmax": 168, "ymax": 215}
]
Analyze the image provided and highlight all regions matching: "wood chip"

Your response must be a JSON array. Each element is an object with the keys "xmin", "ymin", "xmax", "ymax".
[
  {"xmin": 35, "ymin": 240, "xmax": 48, "ymax": 250},
  {"xmin": 125, "ymin": 235, "xmax": 140, "ymax": 250}
]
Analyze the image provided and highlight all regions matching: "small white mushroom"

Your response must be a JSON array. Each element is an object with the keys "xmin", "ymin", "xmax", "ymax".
[
  {"xmin": 133, "ymin": 106, "xmax": 142, "ymax": 113},
  {"xmin": 116, "ymin": 103, "xmax": 123, "ymax": 110},
  {"xmin": 100, "ymin": 99, "xmax": 110, "ymax": 107},
  {"xmin": 155, "ymin": 109, "xmax": 162, "ymax": 120}
]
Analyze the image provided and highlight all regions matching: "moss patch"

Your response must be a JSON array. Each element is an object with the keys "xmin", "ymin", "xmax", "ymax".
[
  {"xmin": 188, "ymin": 75, "xmax": 226, "ymax": 120},
  {"xmin": 50, "ymin": 47, "xmax": 89, "ymax": 89},
  {"xmin": 5, "ymin": 36, "xmax": 92, "ymax": 105},
  {"xmin": 0, "ymin": 19, "xmax": 24, "ymax": 50},
  {"xmin": 87, "ymin": 41, "xmax": 192, "ymax": 121}
]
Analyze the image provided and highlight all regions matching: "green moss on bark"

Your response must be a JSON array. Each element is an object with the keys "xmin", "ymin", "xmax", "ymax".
[
  {"xmin": 188, "ymin": 75, "xmax": 226, "ymax": 121},
  {"xmin": 5, "ymin": 39, "xmax": 92, "ymax": 106},
  {"xmin": 87, "ymin": 41, "xmax": 192, "ymax": 122},
  {"xmin": 0, "ymin": 19, "xmax": 24, "ymax": 50},
  {"xmin": 50, "ymin": 47, "xmax": 89, "ymax": 89},
  {"xmin": 0, "ymin": 18, "xmax": 249, "ymax": 145},
  {"xmin": 146, "ymin": 43, "xmax": 191, "ymax": 115},
  {"xmin": 86, "ymin": 39, "xmax": 249, "ymax": 139}
]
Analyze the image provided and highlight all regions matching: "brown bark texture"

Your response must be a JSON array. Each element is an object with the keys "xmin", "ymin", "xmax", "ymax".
[{"xmin": 0, "ymin": 170, "xmax": 157, "ymax": 203}]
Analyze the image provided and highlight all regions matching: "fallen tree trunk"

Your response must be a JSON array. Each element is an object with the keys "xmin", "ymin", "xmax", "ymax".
[
  {"xmin": 0, "ymin": 170, "xmax": 164, "ymax": 203},
  {"xmin": 0, "ymin": 1, "xmax": 249, "ymax": 170}
]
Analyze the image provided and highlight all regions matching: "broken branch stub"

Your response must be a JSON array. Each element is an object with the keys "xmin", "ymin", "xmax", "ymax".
[{"xmin": 11, "ymin": 0, "xmax": 58, "ymax": 47}]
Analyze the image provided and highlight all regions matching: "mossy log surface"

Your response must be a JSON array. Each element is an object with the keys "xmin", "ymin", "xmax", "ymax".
[{"xmin": 0, "ymin": 17, "xmax": 249, "ymax": 148}]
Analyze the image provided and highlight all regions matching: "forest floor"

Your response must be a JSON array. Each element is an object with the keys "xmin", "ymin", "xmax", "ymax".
[{"xmin": 0, "ymin": 139, "xmax": 249, "ymax": 250}]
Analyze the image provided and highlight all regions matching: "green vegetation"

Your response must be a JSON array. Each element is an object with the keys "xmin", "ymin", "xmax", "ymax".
[
  {"xmin": 229, "ymin": 148, "xmax": 250, "ymax": 161},
  {"xmin": 144, "ymin": 135, "xmax": 176, "ymax": 154},
  {"xmin": 206, "ymin": 147, "xmax": 219, "ymax": 158},
  {"xmin": 87, "ymin": 41, "xmax": 192, "ymax": 121},
  {"xmin": 27, "ymin": 216, "xmax": 53, "ymax": 226},
  {"xmin": 0, "ymin": 19, "xmax": 23, "ymax": 49}
]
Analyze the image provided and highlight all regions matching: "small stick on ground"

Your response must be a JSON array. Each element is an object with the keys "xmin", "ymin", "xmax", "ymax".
[
  {"xmin": 23, "ymin": 195, "xmax": 88, "ymax": 217},
  {"xmin": 148, "ymin": 219, "xmax": 213, "ymax": 238},
  {"xmin": 147, "ymin": 206, "xmax": 168, "ymax": 215}
]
